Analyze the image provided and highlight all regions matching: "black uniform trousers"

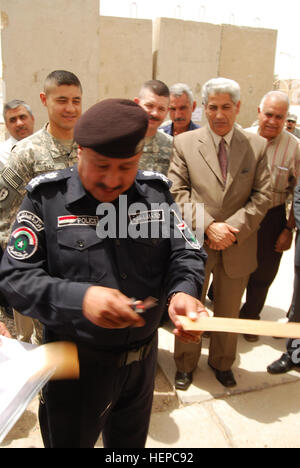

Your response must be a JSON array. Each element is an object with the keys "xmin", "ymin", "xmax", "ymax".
[
  {"xmin": 286, "ymin": 266, "xmax": 300, "ymax": 361},
  {"xmin": 39, "ymin": 336, "xmax": 158, "ymax": 448},
  {"xmin": 240, "ymin": 204, "xmax": 286, "ymax": 320}
]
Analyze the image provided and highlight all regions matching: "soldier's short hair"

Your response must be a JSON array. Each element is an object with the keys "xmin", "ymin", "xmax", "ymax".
[
  {"xmin": 3, "ymin": 99, "xmax": 33, "ymax": 121},
  {"xmin": 44, "ymin": 70, "xmax": 82, "ymax": 95},
  {"xmin": 139, "ymin": 80, "xmax": 170, "ymax": 99}
]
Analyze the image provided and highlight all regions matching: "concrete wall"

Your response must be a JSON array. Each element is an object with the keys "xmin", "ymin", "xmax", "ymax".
[
  {"xmin": 153, "ymin": 19, "xmax": 277, "ymax": 128},
  {"xmin": 1, "ymin": 0, "xmax": 100, "ymax": 132},
  {"xmin": 219, "ymin": 25, "xmax": 277, "ymax": 128},
  {"xmin": 98, "ymin": 16, "xmax": 152, "ymax": 101},
  {"xmin": 0, "ymin": 3, "xmax": 277, "ymax": 133},
  {"xmin": 153, "ymin": 18, "xmax": 222, "ymax": 124},
  {"xmin": 0, "ymin": 123, "xmax": 4, "ymax": 143}
]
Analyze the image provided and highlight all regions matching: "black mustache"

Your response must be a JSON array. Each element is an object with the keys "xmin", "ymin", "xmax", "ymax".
[
  {"xmin": 96, "ymin": 183, "xmax": 122, "ymax": 191},
  {"xmin": 149, "ymin": 116, "xmax": 160, "ymax": 122}
]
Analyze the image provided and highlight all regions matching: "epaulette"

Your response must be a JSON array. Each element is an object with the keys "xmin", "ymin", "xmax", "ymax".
[
  {"xmin": 136, "ymin": 170, "xmax": 172, "ymax": 189},
  {"xmin": 26, "ymin": 167, "xmax": 74, "ymax": 193}
]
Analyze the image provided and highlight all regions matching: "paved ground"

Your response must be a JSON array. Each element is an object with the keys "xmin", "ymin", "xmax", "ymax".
[{"xmin": 1, "ymin": 245, "xmax": 299, "ymax": 448}]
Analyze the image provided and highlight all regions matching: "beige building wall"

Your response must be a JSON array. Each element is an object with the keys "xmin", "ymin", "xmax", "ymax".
[
  {"xmin": 153, "ymin": 18, "xmax": 222, "ymax": 124},
  {"xmin": 219, "ymin": 25, "xmax": 277, "ymax": 128},
  {"xmin": 0, "ymin": 4, "xmax": 277, "ymax": 133},
  {"xmin": 0, "ymin": 0, "xmax": 100, "ymax": 132},
  {"xmin": 0, "ymin": 124, "xmax": 4, "ymax": 143},
  {"xmin": 275, "ymin": 79, "xmax": 300, "ymax": 105},
  {"xmin": 98, "ymin": 16, "xmax": 153, "ymax": 100},
  {"xmin": 153, "ymin": 19, "xmax": 277, "ymax": 128}
]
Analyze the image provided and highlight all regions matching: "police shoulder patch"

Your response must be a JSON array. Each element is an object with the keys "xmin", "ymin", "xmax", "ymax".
[
  {"xmin": 17, "ymin": 210, "xmax": 44, "ymax": 232},
  {"xmin": 26, "ymin": 167, "xmax": 74, "ymax": 193},
  {"xmin": 137, "ymin": 170, "xmax": 172, "ymax": 188},
  {"xmin": 172, "ymin": 209, "xmax": 200, "ymax": 250},
  {"xmin": 7, "ymin": 226, "xmax": 38, "ymax": 260}
]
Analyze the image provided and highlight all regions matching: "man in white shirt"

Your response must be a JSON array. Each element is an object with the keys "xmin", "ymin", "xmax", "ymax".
[{"xmin": 0, "ymin": 100, "xmax": 35, "ymax": 163}]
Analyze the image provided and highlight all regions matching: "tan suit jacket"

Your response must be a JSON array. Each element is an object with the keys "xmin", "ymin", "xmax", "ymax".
[{"xmin": 168, "ymin": 125, "xmax": 271, "ymax": 279}]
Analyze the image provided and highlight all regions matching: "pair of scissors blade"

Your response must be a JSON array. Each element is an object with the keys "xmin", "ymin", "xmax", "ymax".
[{"xmin": 131, "ymin": 296, "xmax": 158, "ymax": 314}]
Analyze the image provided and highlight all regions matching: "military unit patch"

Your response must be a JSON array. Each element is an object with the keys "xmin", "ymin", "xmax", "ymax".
[
  {"xmin": 171, "ymin": 209, "xmax": 200, "ymax": 250},
  {"xmin": 7, "ymin": 226, "xmax": 38, "ymax": 260},
  {"xmin": 0, "ymin": 188, "xmax": 9, "ymax": 201}
]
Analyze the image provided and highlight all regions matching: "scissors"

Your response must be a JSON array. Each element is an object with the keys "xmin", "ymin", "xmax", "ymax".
[{"xmin": 130, "ymin": 296, "xmax": 158, "ymax": 314}]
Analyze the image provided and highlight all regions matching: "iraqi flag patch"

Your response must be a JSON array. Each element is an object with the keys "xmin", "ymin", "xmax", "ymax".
[
  {"xmin": 172, "ymin": 210, "xmax": 200, "ymax": 250},
  {"xmin": 57, "ymin": 215, "xmax": 99, "ymax": 227}
]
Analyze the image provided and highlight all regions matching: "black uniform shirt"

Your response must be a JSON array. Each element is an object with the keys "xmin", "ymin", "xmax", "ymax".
[{"xmin": 0, "ymin": 167, "xmax": 206, "ymax": 350}]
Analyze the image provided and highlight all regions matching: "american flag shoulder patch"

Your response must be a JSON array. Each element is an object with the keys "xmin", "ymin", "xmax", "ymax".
[{"xmin": 2, "ymin": 167, "xmax": 23, "ymax": 190}]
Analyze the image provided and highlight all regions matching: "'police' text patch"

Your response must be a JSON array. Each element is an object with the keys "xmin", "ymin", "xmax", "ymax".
[{"xmin": 57, "ymin": 215, "xmax": 99, "ymax": 227}]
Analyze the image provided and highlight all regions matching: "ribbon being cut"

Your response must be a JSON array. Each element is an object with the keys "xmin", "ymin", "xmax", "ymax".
[{"xmin": 178, "ymin": 315, "xmax": 300, "ymax": 338}]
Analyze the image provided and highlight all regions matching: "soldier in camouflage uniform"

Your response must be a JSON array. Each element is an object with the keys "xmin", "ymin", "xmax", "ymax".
[
  {"xmin": 134, "ymin": 80, "xmax": 173, "ymax": 176},
  {"xmin": 139, "ymin": 130, "xmax": 173, "ymax": 175},
  {"xmin": 0, "ymin": 70, "xmax": 82, "ymax": 344}
]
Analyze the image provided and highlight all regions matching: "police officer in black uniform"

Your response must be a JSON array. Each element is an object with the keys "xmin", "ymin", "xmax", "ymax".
[{"xmin": 0, "ymin": 99, "xmax": 207, "ymax": 448}]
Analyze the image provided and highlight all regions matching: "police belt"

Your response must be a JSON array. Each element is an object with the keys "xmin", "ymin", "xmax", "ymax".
[
  {"xmin": 78, "ymin": 333, "xmax": 157, "ymax": 368},
  {"xmin": 118, "ymin": 336, "xmax": 155, "ymax": 367}
]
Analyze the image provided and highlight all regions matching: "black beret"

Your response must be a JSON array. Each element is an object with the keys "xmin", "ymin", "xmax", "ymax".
[{"xmin": 74, "ymin": 98, "xmax": 149, "ymax": 158}]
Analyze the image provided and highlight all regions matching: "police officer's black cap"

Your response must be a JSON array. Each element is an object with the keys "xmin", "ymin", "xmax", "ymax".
[{"xmin": 74, "ymin": 98, "xmax": 149, "ymax": 158}]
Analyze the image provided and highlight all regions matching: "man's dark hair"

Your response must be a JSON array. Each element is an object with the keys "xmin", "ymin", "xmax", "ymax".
[
  {"xmin": 139, "ymin": 80, "xmax": 170, "ymax": 98},
  {"xmin": 44, "ymin": 70, "xmax": 82, "ymax": 95}
]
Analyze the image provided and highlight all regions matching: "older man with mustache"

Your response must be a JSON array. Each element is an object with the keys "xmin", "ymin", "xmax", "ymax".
[{"xmin": 160, "ymin": 83, "xmax": 200, "ymax": 137}]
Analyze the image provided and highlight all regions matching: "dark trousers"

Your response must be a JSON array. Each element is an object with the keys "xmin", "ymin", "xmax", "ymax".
[
  {"xmin": 240, "ymin": 204, "xmax": 286, "ymax": 320},
  {"xmin": 39, "ymin": 340, "xmax": 157, "ymax": 448},
  {"xmin": 287, "ymin": 266, "xmax": 300, "ymax": 361}
]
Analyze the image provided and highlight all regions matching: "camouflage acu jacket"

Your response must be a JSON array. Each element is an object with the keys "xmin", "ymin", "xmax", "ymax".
[
  {"xmin": 0, "ymin": 123, "xmax": 78, "ymax": 248},
  {"xmin": 138, "ymin": 130, "xmax": 173, "ymax": 176}
]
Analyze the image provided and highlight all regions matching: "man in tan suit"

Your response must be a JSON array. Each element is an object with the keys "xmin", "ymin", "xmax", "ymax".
[{"xmin": 168, "ymin": 77, "xmax": 271, "ymax": 389}]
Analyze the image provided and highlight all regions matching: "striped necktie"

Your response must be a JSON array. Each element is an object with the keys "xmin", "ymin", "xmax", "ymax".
[{"xmin": 218, "ymin": 137, "xmax": 227, "ymax": 183}]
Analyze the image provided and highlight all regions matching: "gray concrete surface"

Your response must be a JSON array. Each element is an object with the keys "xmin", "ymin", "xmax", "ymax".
[{"xmin": 1, "ymin": 245, "xmax": 299, "ymax": 448}]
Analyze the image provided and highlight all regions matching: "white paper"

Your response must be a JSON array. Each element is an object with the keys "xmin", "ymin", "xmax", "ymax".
[{"xmin": 0, "ymin": 337, "xmax": 54, "ymax": 444}]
